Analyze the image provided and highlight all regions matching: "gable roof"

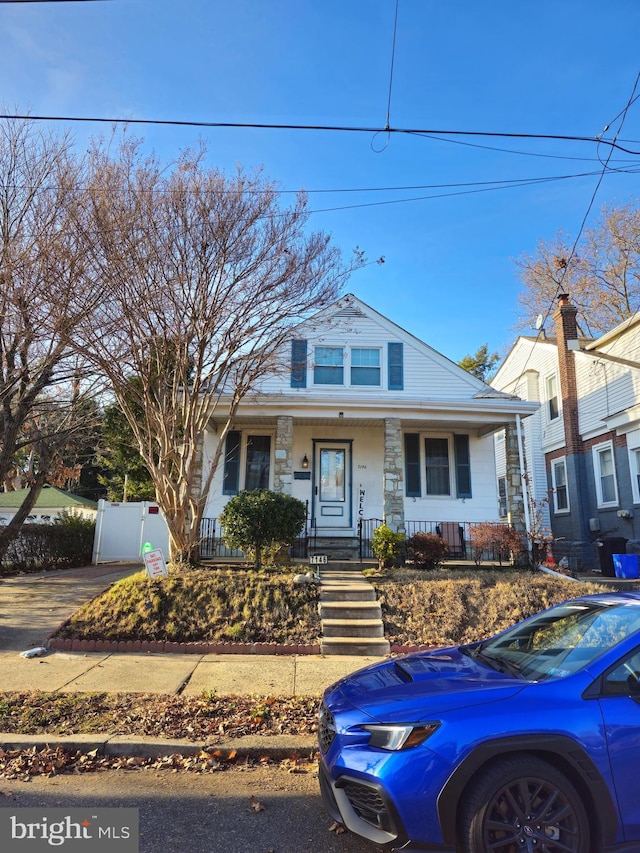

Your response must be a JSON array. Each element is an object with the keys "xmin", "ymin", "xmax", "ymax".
[
  {"xmin": 303, "ymin": 293, "xmax": 518, "ymax": 400},
  {"xmin": 0, "ymin": 485, "xmax": 98, "ymax": 510}
]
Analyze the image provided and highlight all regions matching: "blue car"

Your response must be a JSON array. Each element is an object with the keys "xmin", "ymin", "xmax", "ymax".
[{"xmin": 318, "ymin": 591, "xmax": 640, "ymax": 852}]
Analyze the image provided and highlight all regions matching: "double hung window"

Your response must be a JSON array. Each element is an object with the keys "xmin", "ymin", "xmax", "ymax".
[
  {"xmin": 350, "ymin": 348, "xmax": 380, "ymax": 386},
  {"xmin": 592, "ymin": 441, "xmax": 618, "ymax": 508},
  {"xmin": 223, "ymin": 431, "xmax": 272, "ymax": 495},
  {"xmin": 551, "ymin": 457, "xmax": 569, "ymax": 512},
  {"xmin": 546, "ymin": 374, "xmax": 559, "ymax": 421},
  {"xmin": 404, "ymin": 433, "xmax": 472, "ymax": 499},
  {"xmin": 630, "ymin": 447, "xmax": 640, "ymax": 504}
]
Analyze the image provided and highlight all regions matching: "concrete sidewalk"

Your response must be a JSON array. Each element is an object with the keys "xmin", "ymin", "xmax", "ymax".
[
  {"xmin": 0, "ymin": 562, "xmax": 376, "ymax": 760},
  {"xmin": 0, "ymin": 649, "xmax": 372, "ymax": 696}
]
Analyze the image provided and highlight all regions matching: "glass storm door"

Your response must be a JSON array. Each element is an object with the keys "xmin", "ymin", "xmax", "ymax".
[{"xmin": 314, "ymin": 443, "xmax": 351, "ymax": 529}]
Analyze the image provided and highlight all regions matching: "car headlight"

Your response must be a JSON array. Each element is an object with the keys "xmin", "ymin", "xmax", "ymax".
[{"xmin": 362, "ymin": 722, "xmax": 439, "ymax": 751}]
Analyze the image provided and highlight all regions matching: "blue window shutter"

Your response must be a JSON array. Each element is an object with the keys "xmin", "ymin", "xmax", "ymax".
[
  {"xmin": 223, "ymin": 431, "xmax": 241, "ymax": 495},
  {"xmin": 454, "ymin": 434, "xmax": 472, "ymax": 498},
  {"xmin": 404, "ymin": 433, "xmax": 421, "ymax": 497},
  {"xmin": 291, "ymin": 339, "xmax": 307, "ymax": 388},
  {"xmin": 388, "ymin": 342, "xmax": 403, "ymax": 390}
]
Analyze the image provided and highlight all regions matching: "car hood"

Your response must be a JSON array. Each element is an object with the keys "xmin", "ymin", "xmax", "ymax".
[{"xmin": 330, "ymin": 647, "xmax": 526, "ymax": 722}]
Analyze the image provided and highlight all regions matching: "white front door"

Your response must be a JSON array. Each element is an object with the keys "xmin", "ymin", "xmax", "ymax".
[{"xmin": 313, "ymin": 441, "xmax": 352, "ymax": 530}]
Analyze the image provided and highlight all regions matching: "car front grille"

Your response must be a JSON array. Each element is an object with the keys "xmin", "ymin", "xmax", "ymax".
[
  {"xmin": 342, "ymin": 780, "xmax": 390, "ymax": 831},
  {"xmin": 318, "ymin": 703, "xmax": 336, "ymax": 753}
]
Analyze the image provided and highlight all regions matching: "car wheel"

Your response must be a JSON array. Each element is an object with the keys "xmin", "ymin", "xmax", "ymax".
[{"xmin": 458, "ymin": 755, "xmax": 590, "ymax": 853}]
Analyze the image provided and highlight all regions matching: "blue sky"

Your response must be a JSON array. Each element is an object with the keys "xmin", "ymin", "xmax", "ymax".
[{"xmin": 3, "ymin": 0, "xmax": 640, "ymax": 362}]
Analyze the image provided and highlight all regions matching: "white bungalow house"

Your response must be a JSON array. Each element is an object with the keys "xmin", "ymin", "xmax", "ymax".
[{"xmin": 201, "ymin": 294, "xmax": 538, "ymax": 559}]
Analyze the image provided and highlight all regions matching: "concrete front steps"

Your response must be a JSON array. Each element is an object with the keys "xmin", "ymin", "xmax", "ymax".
[{"xmin": 318, "ymin": 563, "xmax": 390, "ymax": 656}]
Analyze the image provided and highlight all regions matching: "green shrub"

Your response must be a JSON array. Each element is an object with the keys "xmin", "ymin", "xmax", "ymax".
[
  {"xmin": 219, "ymin": 490, "xmax": 306, "ymax": 569},
  {"xmin": 371, "ymin": 524, "xmax": 405, "ymax": 568},
  {"xmin": 2, "ymin": 513, "xmax": 95, "ymax": 574},
  {"xmin": 406, "ymin": 531, "xmax": 449, "ymax": 570}
]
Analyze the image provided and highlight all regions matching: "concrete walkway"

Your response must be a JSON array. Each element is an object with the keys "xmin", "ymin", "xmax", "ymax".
[{"xmin": 0, "ymin": 563, "xmax": 379, "ymax": 759}]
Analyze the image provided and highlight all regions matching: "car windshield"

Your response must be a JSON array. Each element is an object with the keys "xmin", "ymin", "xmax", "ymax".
[{"xmin": 463, "ymin": 599, "xmax": 640, "ymax": 681}]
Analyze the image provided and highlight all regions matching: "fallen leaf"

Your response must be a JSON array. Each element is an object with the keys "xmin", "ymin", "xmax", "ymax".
[
  {"xmin": 329, "ymin": 821, "xmax": 345, "ymax": 834},
  {"xmin": 249, "ymin": 795, "xmax": 265, "ymax": 812}
]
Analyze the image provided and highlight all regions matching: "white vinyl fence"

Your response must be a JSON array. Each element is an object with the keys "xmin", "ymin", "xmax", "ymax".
[{"xmin": 92, "ymin": 500, "xmax": 170, "ymax": 563}]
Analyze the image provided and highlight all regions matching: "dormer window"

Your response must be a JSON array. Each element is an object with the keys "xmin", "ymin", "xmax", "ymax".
[
  {"xmin": 351, "ymin": 348, "xmax": 380, "ymax": 386},
  {"xmin": 314, "ymin": 347, "xmax": 344, "ymax": 385}
]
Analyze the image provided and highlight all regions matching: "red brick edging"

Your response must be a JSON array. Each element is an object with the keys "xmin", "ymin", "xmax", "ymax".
[{"xmin": 46, "ymin": 636, "xmax": 321, "ymax": 655}]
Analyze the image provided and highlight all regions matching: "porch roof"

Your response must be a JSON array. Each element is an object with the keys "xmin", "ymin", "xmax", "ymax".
[{"xmin": 208, "ymin": 394, "xmax": 539, "ymax": 436}]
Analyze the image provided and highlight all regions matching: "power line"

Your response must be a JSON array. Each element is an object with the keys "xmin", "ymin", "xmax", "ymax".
[
  {"xmin": 509, "ymin": 71, "xmax": 640, "ymax": 389},
  {"xmin": 2, "ymin": 112, "xmax": 639, "ymax": 155}
]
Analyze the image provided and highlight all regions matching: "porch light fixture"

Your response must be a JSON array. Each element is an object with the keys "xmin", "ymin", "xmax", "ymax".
[{"xmin": 302, "ymin": 455, "xmax": 309, "ymax": 469}]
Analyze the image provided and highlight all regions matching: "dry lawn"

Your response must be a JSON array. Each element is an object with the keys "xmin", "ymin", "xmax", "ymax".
[{"xmin": 373, "ymin": 568, "xmax": 611, "ymax": 646}]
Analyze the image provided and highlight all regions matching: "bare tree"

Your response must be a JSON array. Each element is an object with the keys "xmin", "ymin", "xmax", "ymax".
[
  {"xmin": 0, "ymin": 116, "xmax": 101, "ymax": 557},
  {"xmin": 515, "ymin": 202, "xmax": 640, "ymax": 336},
  {"xmin": 78, "ymin": 138, "xmax": 359, "ymax": 564}
]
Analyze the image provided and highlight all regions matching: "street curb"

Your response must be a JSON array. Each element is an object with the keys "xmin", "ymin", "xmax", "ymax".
[{"xmin": 0, "ymin": 733, "xmax": 318, "ymax": 761}]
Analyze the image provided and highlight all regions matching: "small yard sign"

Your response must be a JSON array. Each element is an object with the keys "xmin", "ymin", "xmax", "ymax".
[
  {"xmin": 309, "ymin": 554, "xmax": 328, "ymax": 565},
  {"xmin": 143, "ymin": 548, "xmax": 168, "ymax": 578}
]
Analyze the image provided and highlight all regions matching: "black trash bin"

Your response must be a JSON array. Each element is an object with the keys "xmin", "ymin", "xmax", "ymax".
[{"xmin": 598, "ymin": 537, "xmax": 628, "ymax": 577}]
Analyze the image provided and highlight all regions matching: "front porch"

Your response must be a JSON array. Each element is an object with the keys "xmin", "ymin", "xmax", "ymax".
[{"xmin": 198, "ymin": 516, "xmax": 518, "ymax": 565}]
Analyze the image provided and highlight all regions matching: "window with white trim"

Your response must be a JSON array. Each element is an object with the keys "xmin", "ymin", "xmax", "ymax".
[
  {"xmin": 546, "ymin": 374, "xmax": 559, "ymax": 421},
  {"xmin": 404, "ymin": 433, "xmax": 472, "ymax": 499},
  {"xmin": 314, "ymin": 346, "xmax": 344, "ymax": 385},
  {"xmin": 629, "ymin": 447, "xmax": 640, "ymax": 504},
  {"xmin": 223, "ymin": 431, "xmax": 272, "ymax": 495},
  {"xmin": 497, "ymin": 477, "xmax": 507, "ymax": 518},
  {"xmin": 313, "ymin": 345, "xmax": 384, "ymax": 387},
  {"xmin": 351, "ymin": 347, "xmax": 381, "ymax": 386},
  {"xmin": 551, "ymin": 457, "xmax": 569, "ymax": 513},
  {"xmin": 592, "ymin": 441, "xmax": 618, "ymax": 508}
]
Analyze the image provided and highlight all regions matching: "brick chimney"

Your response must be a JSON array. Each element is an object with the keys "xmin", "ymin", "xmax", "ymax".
[{"xmin": 552, "ymin": 293, "xmax": 581, "ymax": 453}]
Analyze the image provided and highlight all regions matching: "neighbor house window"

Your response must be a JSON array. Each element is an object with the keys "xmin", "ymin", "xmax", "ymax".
[
  {"xmin": 546, "ymin": 374, "xmax": 559, "ymax": 421},
  {"xmin": 351, "ymin": 348, "xmax": 380, "ymax": 386},
  {"xmin": 629, "ymin": 447, "xmax": 640, "ymax": 504},
  {"xmin": 592, "ymin": 441, "xmax": 618, "ymax": 507},
  {"xmin": 223, "ymin": 431, "xmax": 272, "ymax": 495},
  {"xmin": 498, "ymin": 477, "xmax": 507, "ymax": 518},
  {"xmin": 314, "ymin": 347, "xmax": 344, "ymax": 385},
  {"xmin": 552, "ymin": 457, "xmax": 569, "ymax": 512}
]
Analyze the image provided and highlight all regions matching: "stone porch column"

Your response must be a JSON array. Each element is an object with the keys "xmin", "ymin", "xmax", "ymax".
[
  {"xmin": 383, "ymin": 417, "xmax": 405, "ymax": 533},
  {"xmin": 273, "ymin": 416, "xmax": 293, "ymax": 495},
  {"xmin": 505, "ymin": 422, "xmax": 526, "ymax": 534}
]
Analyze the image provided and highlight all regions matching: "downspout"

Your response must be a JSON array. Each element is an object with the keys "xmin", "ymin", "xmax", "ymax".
[{"xmin": 515, "ymin": 414, "xmax": 533, "ymax": 558}]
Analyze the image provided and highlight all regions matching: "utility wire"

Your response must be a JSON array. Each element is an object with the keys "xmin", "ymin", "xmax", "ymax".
[
  {"xmin": 385, "ymin": 0, "xmax": 400, "ymax": 130},
  {"xmin": 510, "ymin": 71, "xmax": 640, "ymax": 391},
  {"xmin": 2, "ymin": 112, "xmax": 640, "ymax": 155}
]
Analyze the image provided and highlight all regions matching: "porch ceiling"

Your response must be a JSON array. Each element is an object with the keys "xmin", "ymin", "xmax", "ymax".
[{"xmin": 208, "ymin": 415, "xmax": 509, "ymax": 435}]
